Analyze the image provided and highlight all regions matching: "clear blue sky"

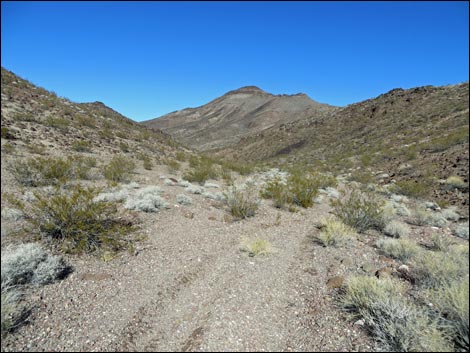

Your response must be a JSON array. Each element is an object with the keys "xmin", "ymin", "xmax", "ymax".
[{"xmin": 2, "ymin": 1, "xmax": 469, "ymax": 122}]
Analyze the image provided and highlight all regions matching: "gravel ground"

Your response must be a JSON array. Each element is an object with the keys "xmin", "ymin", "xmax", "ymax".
[{"xmin": 1, "ymin": 165, "xmax": 380, "ymax": 352}]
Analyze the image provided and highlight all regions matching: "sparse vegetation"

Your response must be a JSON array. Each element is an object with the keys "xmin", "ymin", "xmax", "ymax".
[
  {"xmin": 225, "ymin": 184, "xmax": 259, "ymax": 219},
  {"xmin": 376, "ymin": 237, "xmax": 420, "ymax": 262},
  {"xmin": 71, "ymin": 140, "xmax": 91, "ymax": 152},
  {"xmin": 383, "ymin": 220, "xmax": 410, "ymax": 238},
  {"xmin": 340, "ymin": 275, "xmax": 452, "ymax": 352},
  {"xmin": 314, "ymin": 217, "xmax": 355, "ymax": 247},
  {"xmin": 240, "ymin": 238, "xmax": 271, "ymax": 257},
  {"xmin": 331, "ymin": 189, "xmax": 386, "ymax": 233},
  {"xmin": 123, "ymin": 186, "xmax": 168, "ymax": 213},
  {"xmin": 30, "ymin": 185, "xmax": 135, "ymax": 254},
  {"xmin": 103, "ymin": 155, "xmax": 136, "ymax": 182},
  {"xmin": 1, "ymin": 243, "xmax": 69, "ymax": 289}
]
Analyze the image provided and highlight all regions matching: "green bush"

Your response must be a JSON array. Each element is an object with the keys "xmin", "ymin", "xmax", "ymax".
[
  {"xmin": 103, "ymin": 155, "xmax": 136, "ymax": 182},
  {"xmin": 183, "ymin": 159, "xmax": 218, "ymax": 184},
  {"xmin": 163, "ymin": 158, "xmax": 180, "ymax": 174},
  {"xmin": 390, "ymin": 179, "xmax": 433, "ymax": 199},
  {"xmin": 8, "ymin": 156, "xmax": 76, "ymax": 186},
  {"xmin": 260, "ymin": 177, "xmax": 290, "ymax": 208},
  {"xmin": 30, "ymin": 185, "xmax": 135, "ymax": 254},
  {"xmin": 44, "ymin": 116, "xmax": 69, "ymax": 131},
  {"xmin": 225, "ymin": 184, "xmax": 259, "ymax": 219},
  {"xmin": 288, "ymin": 171, "xmax": 320, "ymax": 208},
  {"xmin": 331, "ymin": 189, "xmax": 386, "ymax": 233},
  {"xmin": 71, "ymin": 140, "xmax": 91, "ymax": 152}
]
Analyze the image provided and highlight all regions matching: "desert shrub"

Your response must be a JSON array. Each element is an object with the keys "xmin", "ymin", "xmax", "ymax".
[
  {"xmin": 383, "ymin": 220, "xmax": 410, "ymax": 238},
  {"xmin": 119, "ymin": 141, "xmax": 130, "ymax": 153},
  {"xmin": 1, "ymin": 208, "xmax": 24, "ymax": 221},
  {"xmin": 186, "ymin": 184, "xmax": 204, "ymax": 194},
  {"xmin": 426, "ymin": 279, "xmax": 469, "ymax": 351},
  {"xmin": 142, "ymin": 156, "xmax": 153, "ymax": 170},
  {"xmin": 409, "ymin": 208, "xmax": 447, "ymax": 228},
  {"xmin": 163, "ymin": 158, "xmax": 180, "ymax": 173},
  {"xmin": 44, "ymin": 116, "xmax": 69, "ymax": 131},
  {"xmin": 453, "ymin": 222, "xmax": 469, "ymax": 240},
  {"xmin": 183, "ymin": 160, "xmax": 218, "ymax": 184},
  {"xmin": 390, "ymin": 179, "xmax": 433, "ymax": 199},
  {"xmin": 30, "ymin": 185, "xmax": 135, "ymax": 254},
  {"xmin": 103, "ymin": 155, "xmax": 136, "ymax": 182},
  {"xmin": 71, "ymin": 140, "xmax": 91, "ymax": 152},
  {"xmin": 175, "ymin": 151, "xmax": 187, "ymax": 162},
  {"xmin": 225, "ymin": 184, "xmax": 259, "ymax": 219},
  {"xmin": 331, "ymin": 189, "xmax": 386, "ymax": 233},
  {"xmin": 202, "ymin": 192, "xmax": 226, "ymax": 202},
  {"xmin": 220, "ymin": 160, "xmax": 254, "ymax": 176},
  {"xmin": 260, "ymin": 177, "xmax": 291, "ymax": 208},
  {"xmin": 124, "ymin": 186, "xmax": 168, "ymax": 213},
  {"xmin": 240, "ymin": 238, "xmax": 271, "ymax": 257},
  {"xmin": 93, "ymin": 188, "xmax": 129, "ymax": 203},
  {"xmin": 1, "ymin": 243, "xmax": 68, "ymax": 289},
  {"xmin": 444, "ymin": 176, "xmax": 467, "ymax": 190},
  {"xmin": 1, "ymin": 289, "xmax": 21, "ymax": 336},
  {"xmin": 411, "ymin": 247, "xmax": 469, "ymax": 288},
  {"xmin": 1, "ymin": 127, "xmax": 14, "ymax": 140},
  {"xmin": 440, "ymin": 207, "xmax": 460, "ymax": 221},
  {"xmin": 340, "ymin": 275, "xmax": 452, "ymax": 352},
  {"xmin": 376, "ymin": 237, "xmax": 420, "ymax": 262},
  {"xmin": 429, "ymin": 233, "xmax": 454, "ymax": 252},
  {"xmin": 314, "ymin": 217, "xmax": 355, "ymax": 247},
  {"xmin": 75, "ymin": 114, "xmax": 96, "ymax": 128},
  {"xmin": 9, "ymin": 156, "xmax": 75, "ymax": 186},
  {"xmin": 288, "ymin": 171, "xmax": 320, "ymax": 208},
  {"xmin": 176, "ymin": 194, "xmax": 192, "ymax": 205}
]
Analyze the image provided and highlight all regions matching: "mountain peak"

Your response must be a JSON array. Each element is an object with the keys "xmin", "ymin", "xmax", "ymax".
[{"xmin": 227, "ymin": 86, "xmax": 268, "ymax": 95}]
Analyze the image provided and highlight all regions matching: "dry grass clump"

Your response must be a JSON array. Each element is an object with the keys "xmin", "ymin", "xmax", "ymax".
[
  {"xmin": 425, "ymin": 279, "xmax": 469, "ymax": 351},
  {"xmin": 225, "ymin": 184, "xmax": 259, "ymax": 219},
  {"xmin": 240, "ymin": 238, "xmax": 271, "ymax": 257},
  {"xmin": 314, "ymin": 217, "xmax": 355, "ymax": 247},
  {"xmin": 340, "ymin": 275, "xmax": 452, "ymax": 352},
  {"xmin": 376, "ymin": 237, "xmax": 420, "ymax": 262},
  {"xmin": 429, "ymin": 233, "xmax": 454, "ymax": 252},
  {"xmin": 411, "ymin": 245, "xmax": 469, "ymax": 288},
  {"xmin": 30, "ymin": 185, "xmax": 135, "ymax": 254},
  {"xmin": 444, "ymin": 176, "xmax": 467, "ymax": 190},
  {"xmin": 331, "ymin": 189, "xmax": 386, "ymax": 233},
  {"xmin": 452, "ymin": 222, "xmax": 469, "ymax": 240},
  {"xmin": 1, "ymin": 289, "xmax": 22, "ymax": 336},
  {"xmin": 383, "ymin": 220, "xmax": 410, "ymax": 238},
  {"xmin": 409, "ymin": 207, "xmax": 447, "ymax": 228}
]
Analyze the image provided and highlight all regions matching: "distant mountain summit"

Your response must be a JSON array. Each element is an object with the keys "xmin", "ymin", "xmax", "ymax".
[{"xmin": 141, "ymin": 86, "xmax": 337, "ymax": 151}]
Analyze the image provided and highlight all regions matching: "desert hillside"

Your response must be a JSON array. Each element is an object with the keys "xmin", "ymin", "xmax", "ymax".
[{"xmin": 1, "ymin": 68, "xmax": 469, "ymax": 352}]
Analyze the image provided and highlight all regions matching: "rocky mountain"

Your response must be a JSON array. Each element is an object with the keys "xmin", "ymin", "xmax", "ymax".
[
  {"xmin": 218, "ymin": 83, "xmax": 469, "ymax": 210},
  {"xmin": 141, "ymin": 86, "xmax": 337, "ymax": 151}
]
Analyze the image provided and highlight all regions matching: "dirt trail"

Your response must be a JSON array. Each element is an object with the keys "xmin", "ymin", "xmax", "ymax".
[{"xmin": 1, "ymin": 177, "xmax": 375, "ymax": 352}]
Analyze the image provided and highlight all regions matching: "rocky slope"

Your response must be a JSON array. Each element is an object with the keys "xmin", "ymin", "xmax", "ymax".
[
  {"xmin": 141, "ymin": 86, "xmax": 337, "ymax": 151},
  {"xmin": 218, "ymin": 83, "xmax": 469, "ymax": 212}
]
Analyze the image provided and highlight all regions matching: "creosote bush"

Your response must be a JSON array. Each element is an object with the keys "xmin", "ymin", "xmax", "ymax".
[
  {"xmin": 103, "ymin": 155, "xmax": 136, "ymax": 182},
  {"xmin": 30, "ymin": 185, "xmax": 135, "ymax": 254},
  {"xmin": 225, "ymin": 184, "xmax": 259, "ymax": 219},
  {"xmin": 288, "ymin": 171, "xmax": 320, "ymax": 208},
  {"xmin": 331, "ymin": 189, "xmax": 386, "ymax": 233}
]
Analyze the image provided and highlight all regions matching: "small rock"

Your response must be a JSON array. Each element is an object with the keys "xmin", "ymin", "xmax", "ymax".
[
  {"xmin": 182, "ymin": 211, "xmax": 194, "ymax": 219},
  {"xmin": 375, "ymin": 267, "xmax": 393, "ymax": 279},
  {"xmin": 354, "ymin": 319, "xmax": 365, "ymax": 326}
]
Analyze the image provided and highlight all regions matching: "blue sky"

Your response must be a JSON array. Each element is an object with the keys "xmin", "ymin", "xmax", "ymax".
[{"xmin": 2, "ymin": 1, "xmax": 469, "ymax": 122}]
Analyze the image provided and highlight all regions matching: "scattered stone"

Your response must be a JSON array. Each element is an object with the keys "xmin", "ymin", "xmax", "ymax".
[
  {"xmin": 182, "ymin": 211, "xmax": 194, "ymax": 219},
  {"xmin": 354, "ymin": 319, "xmax": 365, "ymax": 326}
]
